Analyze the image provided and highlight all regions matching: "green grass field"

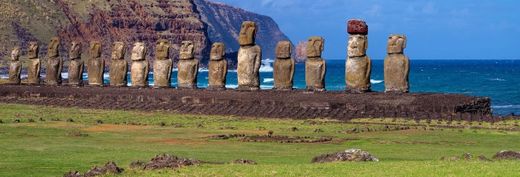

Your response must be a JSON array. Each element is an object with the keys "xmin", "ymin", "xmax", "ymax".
[{"xmin": 0, "ymin": 103, "xmax": 519, "ymax": 177}]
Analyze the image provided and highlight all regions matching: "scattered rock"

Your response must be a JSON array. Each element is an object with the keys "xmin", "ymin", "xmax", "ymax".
[
  {"xmin": 440, "ymin": 156, "xmax": 460, "ymax": 161},
  {"xmin": 28, "ymin": 118, "xmax": 35, "ymax": 122},
  {"xmin": 39, "ymin": 118, "xmax": 46, "ymax": 122},
  {"xmin": 478, "ymin": 155, "xmax": 492, "ymax": 161},
  {"xmin": 14, "ymin": 119, "xmax": 20, "ymax": 123},
  {"xmin": 462, "ymin": 153, "xmax": 473, "ymax": 160},
  {"xmin": 63, "ymin": 171, "xmax": 82, "ymax": 177},
  {"xmin": 143, "ymin": 154, "xmax": 200, "ymax": 170},
  {"xmin": 209, "ymin": 134, "xmax": 246, "ymax": 140},
  {"xmin": 291, "ymin": 127, "xmax": 299, "ymax": 132},
  {"xmin": 66, "ymin": 131, "xmax": 89, "ymax": 137},
  {"xmin": 493, "ymin": 150, "xmax": 520, "ymax": 160},
  {"xmin": 67, "ymin": 118, "xmax": 75, "ymax": 122},
  {"xmin": 232, "ymin": 159, "xmax": 257, "ymax": 165},
  {"xmin": 129, "ymin": 160, "xmax": 146, "ymax": 169},
  {"xmin": 219, "ymin": 126, "xmax": 237, "ymax": 130},
  {"xmin": 312, "ymin": 149, "xmax": 379, "ymax": 163},
  {"xmin": 314, "ymin": 129, "xmax": 324, "ymax": 133},
  {"xmin": 95, "ymin": 120, "xmax": 103, "ymax": 124},
  {"xmin": 267, "ymin": 130, "xmax": 274, "ymax": 137},
  {"xmin": 82, "ymin": 162, "xmax": 124, "ymax": 177}
]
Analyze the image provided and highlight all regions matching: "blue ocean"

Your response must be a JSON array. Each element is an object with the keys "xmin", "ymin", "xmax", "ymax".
[{"xmin": 2, "ymin": 59, "xmax": 519, "ymax": 115}]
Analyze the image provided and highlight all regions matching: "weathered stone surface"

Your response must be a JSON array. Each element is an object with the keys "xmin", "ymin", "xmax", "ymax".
[
  {"xmin": 305, "ymin": 37, "xmax": 326, "ymax": 91},
  {"xmin": 7, "ymin": 47, "xmax": 22, "ymax": 84},
  {"xmin": 346, "ymin": 56, "xmax": 371, "ymax": 93},
  {"xmin": 153, "ymin": 39, "xmax": 172, "ymax": 88},
  {"xmin": 238, "ymin": 21, "xmax": 256, "ymax": 46},
  {"xmin": 384, "ymin": 35, "xmax": 409, "ymax": 93},
  {"xmin": 493, "ymin": 150, "xmax": 520, "ymax": 160},
  {"xmin": 237, "ymin": 45, "xmax": 261, "ymax": 90},
  {"xmin": 312, "ymin": 149, "xmax": 379, "ymax": 163},
  {"xmin": 109, "ymin": 42, "xmax": 127, "ymax": 87},
  {"xmin": 347, "ymin": 19, "xmax": 368, "ymax": 35},
  {"xmin": 274, "ymin": 41, "xmax": 294, "ymax": 90},
  {"xmin": 346, "ymin": 34, "xmax": 371, "ymax": 93},
  {"xmin": 45, "ymin": 37, "xmax": 63, "ymax": 86},
  {"xmin": 208, "ymin": 43, "xmax": 227, "ymax": 90},
  {"xmin": 26, "ymin": 42, "xmax": 41, "ymax": 85},
  {"xmin": 87, "ymin": 41, "xmax": 104, "ymax": 86},
  {"xmin": 68, "ymin": 41, "xmax": 83, "ymax": 86},
  {"xmin": 131, "ymin": 42, "xmax": 148, "ymax": 87},
  {"xmin": 178, "ymin": 41, "xmax": 199, "ymax": 89}
]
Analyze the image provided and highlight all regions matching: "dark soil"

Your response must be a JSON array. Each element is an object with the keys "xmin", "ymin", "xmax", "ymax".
[
  {"xmin": 493, "ymin": 151, "xmax": 520, "ymax": 160},
  {"xmin": 232, "ymin": 159, "xmax": 257, "ymax": 165},
  {"xmin": 209, "ymin": 134, "xmax": 336, "ymax": 144},
  {"xmin": 0, "ymin": 85, "xmax": 494, "ymax": 121},
  {"xmin": 142, "ymin": 154, "xmax": 200, "ymax": 170}
]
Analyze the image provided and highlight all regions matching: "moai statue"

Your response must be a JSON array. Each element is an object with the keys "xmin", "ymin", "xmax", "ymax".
[
  {"xmin": 45, "ymin": 37, "xmax": 63, "ymax": 86},
  {"xmin": 26, "ymin": 41, "xmax": 41, "ymax": 85},
  {"xmin": 346, "ymin": 19, "xmax": 371, "ymax": 93},
  {"xmin": 68, "ymin": 41, "xmax": 83, "ymax": 86},
  {"xmin": 7, "ymin": 47, "xmax": 22, "ymax": 84},
  {"xmin": 86, "ymin": 41, "xmax": 104, "ymax": 86},
  {"xmin": 384, "ymin": 34, "xmax": 410, "ymax": 93},
  {"xmin": 274, "ymin": 40, "xmax": 295, "ymax": 90},
  {"xmin": 109, "ymin": 42, "xmax": 128, "ymax": 87},
  {"xmin": 208, "ymin": 42, "xmax": 228, "ymax": 90},
  {"xmin": 305, "ymin": 36, "xmax": 326, "ymax": 91},
  {"xmin": 177, "ymin": 41, "xmax": 199, "ymax": 89},
  {"xmin": 153, "ymin": 39, "xmax": 173, "ymax": 88},
  {"xmin": 130, "ymin": 42, "xmax": 148, "ymax": 87},
  {"xmin": 237, "ymin": 21, "xmax": 261, "ymax": 91}
]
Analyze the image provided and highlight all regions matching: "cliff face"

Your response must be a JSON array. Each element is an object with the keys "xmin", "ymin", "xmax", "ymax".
[{"xmin": 0, "ymin": 0, "xmax": 291, "ymax": 66}]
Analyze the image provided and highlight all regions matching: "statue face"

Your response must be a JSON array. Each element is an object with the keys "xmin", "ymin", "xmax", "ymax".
[
  {"xmin": 131, "ymin": 42, "xmax": 146, "ymax": 61},
  {"xmin": 10, "ymin": 47, "xmax": 20, "ymax": 61},
  {"xmin": 179, "ymin": 41, "xmax": 194, "ymax": 60},
  {"xmin": 387, "ymin": 34, "xmax": 406, "ymax": 54},
  {"xmin": 28, "ymin": 42, "xmax": 39, "ymax": 59},
  {"xmin": 348, "ymin": 34, "xmax": 368, "ymax": 57},
  {"xmin": 238, "ymin": 21, "xmax": 257, "ymax": 46},
  {"xmin": 306, "ymin": 36, "xmax": 324, "ymax": 58},
  {"xmin": 111, "ymin": 42, "xmax": 125, "ymax": 60},
  {"xmin": 210, "ymin": 42, "xmax": 225, "ymax": 61},
  {"xmin": 69, "ymin": 41, "xmax": 82, "ymax": 59},
  {"xmin": 90, "ymin": 41, "xmax": 102, "ymax": 58},
  {"xmin": 276, "ymin": 41, "xmax": 292, "ymax": 59},
  {"xmin": 155, "ymin": 39, "xmax": 170, "ymax": 60},
  {"xmin": 47, "ymin": 37, "xmax": 60, "ymax": 57}
]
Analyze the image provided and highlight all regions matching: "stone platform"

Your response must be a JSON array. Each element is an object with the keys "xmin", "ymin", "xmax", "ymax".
[{"xmin": 0, "ymin": 85, "xmax": 492, "ymax": 121}]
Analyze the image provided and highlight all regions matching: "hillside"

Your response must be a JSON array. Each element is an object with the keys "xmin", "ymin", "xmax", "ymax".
[{"xmin": 0, "ymin": 0, "xmax": 291, "ymax": 66}]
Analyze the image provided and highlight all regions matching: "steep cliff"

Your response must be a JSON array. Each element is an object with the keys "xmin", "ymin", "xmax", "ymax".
[{"xmin": 0, "ymin": 0, "xmax": 291, "ymax": 66}]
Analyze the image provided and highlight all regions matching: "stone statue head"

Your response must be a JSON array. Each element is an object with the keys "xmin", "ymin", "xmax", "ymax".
[
  {"xmin": 131, "ymin": 42, "xmax": 146, "ymax": 61},
  {"xmin": 69, "ymin": 41, "xmax": 82, "ymax": 60},
  {"xmin": 155, "ymin": 39, "xmax": 170, "ymax": 60},
  {"xmin": 28, "ymin": 41, "xmax": 39, "ymax": 59},
  {"xmin": 179, "ymin": 41, "xmax": 194, "ymax": 60},
  {"xmin": 238, "ymin": 21, "xmax": 257, "ymax": 46},
  {"xmin": 276, "ymin": 41, "xmax": 292, "ymax": 59},
  {"xmin": 306, "ymin": 36, "xmax": 324, "ymax": 58},
  {"xmin": 210, "ymin": 42, "xmax": 225, "ymax": 61},
  {"xmin": 348, "ymin": 34, "xmax": 368, "ymax": 57},
  {"xmin": 47, "ymin": 37, "xmax": 60, "ymax": 57},
  {"xmin": 90, "ymin": 41, "xmax": 102, "ymax": 58},
  {"xmin": 387, "ymin": 34, "xmax": 407, "ymax": 54},
  {"xmin": 10, "ymin": 47, "xmax": 21, "ymax": 61},
  {"xmin": 111, "ymin": 42, "xmax": 126, "ymax": 60}
]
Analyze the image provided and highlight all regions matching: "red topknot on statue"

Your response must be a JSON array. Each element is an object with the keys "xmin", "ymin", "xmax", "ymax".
[{"xmin": 347, "ymin": 19, "xmax": 368, "ymax": 35}]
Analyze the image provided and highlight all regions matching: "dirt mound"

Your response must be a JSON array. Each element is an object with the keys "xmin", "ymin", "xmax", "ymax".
[
  {"xmin": 232, "ymin": 159, "xmax": 257, "ymax": 165},
  {"xmin": 312, "ymin": 149, "xmax": 379, "ymax": 163},
  {"xmin": 493, "ymin": 150, "xmax": 520, "ymax": 160},
  {"xmin": 210, "ymin": 134, "xmax": 334, "ymax": 143},
  {"xmin": 143, "ymin": 154, "xmax": 200, "ymax": 170},
  {"xmin": 64, "ymin": 162, "xmax": 123, "ymax": 177}
]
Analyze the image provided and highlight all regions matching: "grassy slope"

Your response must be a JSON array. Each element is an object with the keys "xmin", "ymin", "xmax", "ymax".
[{"xmin": 0, "ymin": 104, "xmax": 519, "ymax": 177}]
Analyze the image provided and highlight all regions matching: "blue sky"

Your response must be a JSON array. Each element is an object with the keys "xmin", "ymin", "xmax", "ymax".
[{"xmin": 213, "ymin": 0, "xmax": 520, "ymax": 60}]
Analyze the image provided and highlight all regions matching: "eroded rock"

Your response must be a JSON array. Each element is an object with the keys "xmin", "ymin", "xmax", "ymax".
[
  {"xmin": 305, "ymin": 36, "xmax": 326, "ymax": 91},
  {"xmin": 312, "ymin": 149, "xmax": 379, "ymax": 163},
  {"xmin": 130, "ymin": 42, "xmax": 148, "ymax": 87},
  {"xmin": 68, "ymin": 41, "xmax": 83, "ymax": 86},
  {"xmin": 153, "ymin": 39, "xmax": 173, "ymax": 88},
  {"xmin": 237, "ymin": 21, "xmax": 261, "ymax": 91},
  {"xmin": 346, "ymin": 20, "xmax": 371, "ymax": 93},
  {"xmin": 177, "ymin": 41, "xmax": 199, "ymax": 89},
  {"xmin": 27, "ymin": 41, "xmax": 41, "ymax": 85},
  {"xmin": 45, "ymin": 37, "xmax": 63, "ymax": 86},
  {"xmin": 143, "ymin": 154, "xmax": 200, "ymax": 170},
  {"xmin": 86, "ymin": 41, "xmax": 104, "ymax": 86},
  {"xmin": 384, "ymin": 34, "xmax": 410, "ymax": 93},
  {"xmin": 208, "ymin": 42, "xmax": 227, "ymax": 90},
  {"xmin": 109, "ymin": 42, "xmax": 128, "ymax": 87},
  {"xmin": 274, "ymin": 40, "xmax": 295, "ymax": 90},
  {"xmin": 7, "ymin": 47, "xmax": 22, "ymax": 84},
  {"xmin": 493, "ymin": 150, "xmax": 520, "ymax": 160}
]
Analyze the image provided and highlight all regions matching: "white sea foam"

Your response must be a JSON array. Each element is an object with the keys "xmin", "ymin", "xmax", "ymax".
[
  {"xmin": 489, "ymin": 78, "xmax": 506, "ymax": 82},
  {"xmin": 492, "ymin": 105, "xmax": 520, "ymax": 109},
  {"xmin": 370, "ymin": 79, "xmax": 383, "ymax": 84},
  {"xmin": 263, "ymin": 78, "xmax": 274, "ymax": 83}
]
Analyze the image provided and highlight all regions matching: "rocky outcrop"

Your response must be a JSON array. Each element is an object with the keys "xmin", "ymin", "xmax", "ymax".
[{"xmin": 0, "ymin": 0, "xmax": 291, "ymax": 66}]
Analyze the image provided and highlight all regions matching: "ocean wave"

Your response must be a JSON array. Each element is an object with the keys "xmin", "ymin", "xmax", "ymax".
[
  {"xmin": 263, "ymin": 78, "xmax": 274, "ymax": 83},
  {"xmin": 492, "ymin": 105, "xmax": 520, "ymax": 109},
  {"xmin": 370, "ymin": 79, "xmax": 384, "ymax": 84},
  {"xmin": 489, "ymin": 78, "xmax": 506, "ymax": 82}
]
